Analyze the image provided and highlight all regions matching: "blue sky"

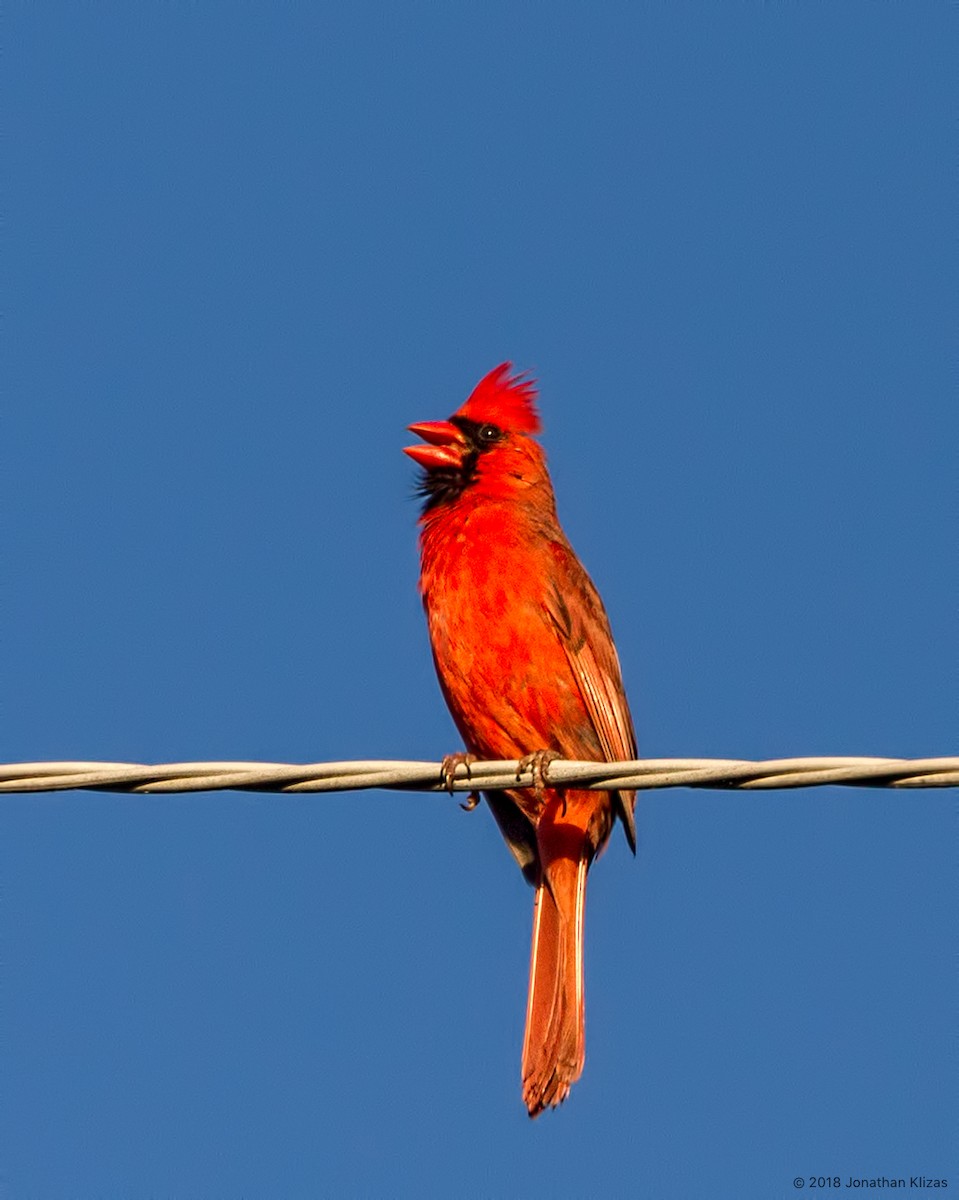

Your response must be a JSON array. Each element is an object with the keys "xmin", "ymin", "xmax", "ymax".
[{"xmin": 3, "ymin": 5, "xmax": 955, "ymax": 1197}]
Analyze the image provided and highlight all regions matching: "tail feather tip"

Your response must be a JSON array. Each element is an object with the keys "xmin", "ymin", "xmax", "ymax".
[{"xmin": 522, "ymin": 1064, "xmax": 580, "ymax": 1118}]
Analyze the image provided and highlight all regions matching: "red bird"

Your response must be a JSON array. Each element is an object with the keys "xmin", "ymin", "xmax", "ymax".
[{"xmin": 405, "ymin": 363, "xmax": 637, "ymax": 1117}]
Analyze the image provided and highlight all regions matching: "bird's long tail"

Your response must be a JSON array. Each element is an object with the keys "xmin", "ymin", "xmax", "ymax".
[{"xmin": 521, "ymin": 835, "xmax": 589, "ymax": 1118}]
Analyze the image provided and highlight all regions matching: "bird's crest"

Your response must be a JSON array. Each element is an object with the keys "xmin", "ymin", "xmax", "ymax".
[{"xmin": 454, "ymin": 362, "xmax": 541, "ymax": 435}]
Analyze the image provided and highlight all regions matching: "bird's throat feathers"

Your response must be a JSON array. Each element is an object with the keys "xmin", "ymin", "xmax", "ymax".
[
  {"xmin": 416, "ymin": 456, "xmax": 562, "ymax": 609},
  {"xmin": 417, "ymin": 436, "xmax": 552, "ymax": 517}
]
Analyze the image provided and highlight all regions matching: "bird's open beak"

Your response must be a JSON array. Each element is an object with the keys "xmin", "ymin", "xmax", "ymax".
[{"xmin": 404, "ymin": 420, "xmax": 465, "ymax": 470}]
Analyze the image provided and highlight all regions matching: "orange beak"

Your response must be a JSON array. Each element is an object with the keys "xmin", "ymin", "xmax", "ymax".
[{"xmin": 404, "ymin": 420, "xmax": 465, "ymax": 470}]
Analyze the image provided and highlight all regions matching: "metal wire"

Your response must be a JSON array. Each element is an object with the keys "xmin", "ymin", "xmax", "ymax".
[{"xmin": 0, "ymin": 756, "xmax": 956, "ymax": 794}]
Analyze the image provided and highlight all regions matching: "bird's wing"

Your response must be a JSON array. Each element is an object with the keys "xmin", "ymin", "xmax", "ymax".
[{"xmin": 544, "ymin": 542, "xmax": 638, "ymax": 852}]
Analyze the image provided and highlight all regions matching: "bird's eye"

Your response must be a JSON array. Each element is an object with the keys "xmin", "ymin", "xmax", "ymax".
[{"xmin": 477, "ymin": 423, "xmax": 502, "ymax": 445}]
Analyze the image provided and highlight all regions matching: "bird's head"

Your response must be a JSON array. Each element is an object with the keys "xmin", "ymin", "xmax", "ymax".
[{"xmin": 405, "ymin": 363, "xmax": 549, "ymax": 512}]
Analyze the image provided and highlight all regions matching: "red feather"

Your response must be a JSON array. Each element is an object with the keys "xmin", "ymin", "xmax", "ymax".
[{"xmin": 455, "ymin": 361, "xmax": 541, "ymax": 435}]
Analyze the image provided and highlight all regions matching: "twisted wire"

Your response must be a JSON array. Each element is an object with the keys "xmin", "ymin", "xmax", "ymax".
[{"xmin": 0, "ymin": 756, "xmax": 956, "ymax": 794}]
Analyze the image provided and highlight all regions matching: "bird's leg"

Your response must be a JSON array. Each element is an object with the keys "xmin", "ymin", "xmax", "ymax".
[
  {"xmin": 441, "ymin": 752, "xmax": 480, "ymax": 811},
  {"xmin": 517, "ymin": 749, "xmax": 563, "ymax": 809}
]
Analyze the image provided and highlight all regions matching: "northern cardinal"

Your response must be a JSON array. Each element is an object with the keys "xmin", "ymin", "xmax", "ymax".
[{"xmin": 405, "ymin": 363, "xmax": 637, "ymax": 1117}]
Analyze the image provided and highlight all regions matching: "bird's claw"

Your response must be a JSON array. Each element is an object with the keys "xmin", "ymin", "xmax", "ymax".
[
  {"xmin": 441, "ymin": 752, "xmax": 479, "ymax": 811},
  {"xmin": 517, "ymin": 750, "xmax": 561, "ymax": 800}
]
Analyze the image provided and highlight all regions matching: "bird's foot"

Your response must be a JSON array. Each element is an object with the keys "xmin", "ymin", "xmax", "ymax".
[
  {"xmin": 441, "ymin": 752, "xmax": 480, "ymax": 812},
  {"xmin": 516, "ymin": 749, "xmax": 562, "ymax": 801}
]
